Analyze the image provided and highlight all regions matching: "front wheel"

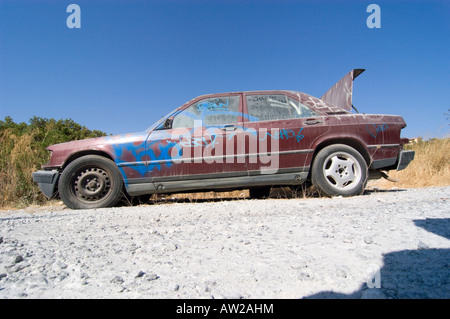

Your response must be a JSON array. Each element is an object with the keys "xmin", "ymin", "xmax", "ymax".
[
  {"xmin": 59, "ymin": 155, "xmax": 124, "ymax": 209},
  {"xmin": 311, "ymin": 144, "xmax": 368, "ymax": 197}
]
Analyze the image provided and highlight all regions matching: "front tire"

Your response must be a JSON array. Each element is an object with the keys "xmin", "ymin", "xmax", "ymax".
[
  {"xmin": 59, "ymin": 155, "xmax": 124, "ymax": 209},
  {"xmin": 311, "ymin": 144, "xmax": 368, "ymax": 197}
]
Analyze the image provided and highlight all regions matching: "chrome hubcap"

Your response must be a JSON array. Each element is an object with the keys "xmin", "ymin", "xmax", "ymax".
[{"xmin": 323, "ymin": 152, "xmax": 362, "ymax": 191}]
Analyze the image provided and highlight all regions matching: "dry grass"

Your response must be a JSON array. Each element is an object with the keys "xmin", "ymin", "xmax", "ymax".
[
  {"xmin": 150, "ymin": 190, "xmax": 249, "ymax": 202},
  {"xmin": 0, "ymin": 129, "xmax": 46, "ymax": 208},
  {"xmin": 369, "ymin": 137, "xmax": 450, "ymax": 189}
]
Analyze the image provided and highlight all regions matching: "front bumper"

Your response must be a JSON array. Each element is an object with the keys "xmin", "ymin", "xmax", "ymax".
[
  {"xmin": 396, "ymin": 150, "xmax": 415, "ymax": 171},
  {"xmin": 32, "ymin": 170, "xmax": 60, "ymax": 199}
]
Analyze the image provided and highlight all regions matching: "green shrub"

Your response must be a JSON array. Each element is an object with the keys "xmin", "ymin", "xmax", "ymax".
[{"xmin": 0, "ymin": 116, "xmax": 106, "ymax": 208}]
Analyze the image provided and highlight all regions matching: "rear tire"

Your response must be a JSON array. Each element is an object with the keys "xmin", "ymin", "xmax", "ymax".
[
  {"xmin": 311, "ymin": 144, "xmax": 367, "ymax": 197},
  {"xmin": 59, "ymin": 155, "xmax": 124, "ymax": 209}
]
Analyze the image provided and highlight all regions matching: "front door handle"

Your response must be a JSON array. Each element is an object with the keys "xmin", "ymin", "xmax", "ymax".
[{"xmin": 221, "ymin": 125, "xmax": 237, "ymax": 132}]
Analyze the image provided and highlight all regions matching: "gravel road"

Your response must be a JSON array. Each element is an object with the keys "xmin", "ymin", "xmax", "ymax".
[{"xmin": 0, "ymin": 186, "xmax": 449, "ymax": 299}]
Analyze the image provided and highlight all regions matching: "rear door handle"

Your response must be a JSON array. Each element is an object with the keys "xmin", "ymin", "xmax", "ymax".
[{"xmin": 304, "ymin": 119, "xmax": 322, "ymax": 125}]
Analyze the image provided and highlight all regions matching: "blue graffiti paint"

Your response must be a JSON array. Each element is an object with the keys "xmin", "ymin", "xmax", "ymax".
[
  {"xmin": 178, "ymin": 136, "xmax": 211, "ymax": 148},
  {"xmin": 106, "ymin": 125, "xmax": 306, "ymax": 181},
  {"xmin": 367, "ymin": 124, "xmax": 388, "ymax": 138},
  {"xmin": 104, "ymin": 132, "xmax": 150, "ymax": 183},
  {"xmin": 145, "ymin": 138, "xmax": 180, "ymax": 171},
  {"xmin": 157, "ymin": 141, "xmax": 179, "ymax": 168},
  {"xmin": 196, "ymin": 99, "xmax": 230, "ymax": 112},
  {"xmin": 259, "ymin": 128, "xmax": 304, "ymax": 143}
]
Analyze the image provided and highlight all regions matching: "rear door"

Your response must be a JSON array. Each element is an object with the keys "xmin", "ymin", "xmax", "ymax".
[{"xmin": 243, "ymin": 92, "xmax": 328, "ymax": 175}]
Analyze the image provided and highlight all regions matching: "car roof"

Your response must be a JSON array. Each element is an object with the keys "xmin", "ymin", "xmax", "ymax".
[{"xmin": 195, "ymin": 90, "xmax": 302, "ymax": 98}]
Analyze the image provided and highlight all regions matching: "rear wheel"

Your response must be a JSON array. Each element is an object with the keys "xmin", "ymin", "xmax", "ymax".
[
  {"xmin": 311, "ymin": 144, "xmax": 368, "ymax": 197},
  {"xmin": 59, "ymin": 155, "xmax": 124, "ymax": 209}
]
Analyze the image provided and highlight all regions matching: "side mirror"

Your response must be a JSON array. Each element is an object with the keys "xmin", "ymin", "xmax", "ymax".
[{"xmin": 163, "ymin": 118, "xmax": 173, "ymax": 129}]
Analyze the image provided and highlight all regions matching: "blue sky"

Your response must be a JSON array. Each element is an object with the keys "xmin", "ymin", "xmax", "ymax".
[{"xmin": 0, "ymin": 0, "xmax": 449, "ymax": 138}]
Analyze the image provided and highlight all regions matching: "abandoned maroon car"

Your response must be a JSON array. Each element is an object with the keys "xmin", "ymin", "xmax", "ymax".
[{"xmin": 33, "ymin": 69, "xmax": 414, "ymax": 209}]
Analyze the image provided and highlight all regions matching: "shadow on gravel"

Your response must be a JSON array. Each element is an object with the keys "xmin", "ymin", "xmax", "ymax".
[
  {"xmin": 305, "ymin": 218, "xmax": 450, "ymax": 299},
  {"xmin": 414, "ymin": 218, "xmax": 450, "ymax": 240}
]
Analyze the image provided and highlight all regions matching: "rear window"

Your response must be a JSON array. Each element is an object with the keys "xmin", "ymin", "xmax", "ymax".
[{"xmin": 246, "ymin": 94, "xmax": 317, "ymax": 122}]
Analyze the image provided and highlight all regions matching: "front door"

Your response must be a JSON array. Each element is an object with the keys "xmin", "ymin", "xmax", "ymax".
[{"xmin": 145, "ymin": 94, "xmax": 247, "ymax": 191}]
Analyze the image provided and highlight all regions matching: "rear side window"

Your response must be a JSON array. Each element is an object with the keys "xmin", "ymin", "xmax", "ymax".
[
  {"xmin": 172, "ymin": 96, "xmax": 240, "ymax": 129},
  {"xmin": 246, "ymin": 94, "xmax": 317, "ymax": 122}
]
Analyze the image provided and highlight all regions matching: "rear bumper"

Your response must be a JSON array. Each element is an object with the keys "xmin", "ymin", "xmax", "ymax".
[
  {"xmin": 32, "ymin": 170, "xmax": 60, "ymax": 199},
  {"xmin": 396, "ymin": 150, "xmax": 415, "ymax": 171}
]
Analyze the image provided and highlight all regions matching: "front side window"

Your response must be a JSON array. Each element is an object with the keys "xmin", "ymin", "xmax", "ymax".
[
  {"xmin": 246, "ymin": 94, "xmax": 318, "ymax": 122},
  {"xmin": 172, "ymin": 96, "xmax": 240, "ymax": 129}
]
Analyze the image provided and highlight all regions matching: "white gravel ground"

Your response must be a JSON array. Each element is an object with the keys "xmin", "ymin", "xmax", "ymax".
[{"xmin": 0, "ymin": 186, "xmax": 449, "ymax": 299}]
